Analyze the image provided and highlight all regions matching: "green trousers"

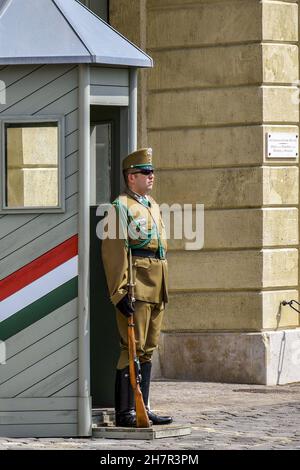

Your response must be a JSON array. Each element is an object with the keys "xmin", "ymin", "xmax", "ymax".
[{"xmin": 116, "ymin": 300, "xmax": 164, "ymax": 370}]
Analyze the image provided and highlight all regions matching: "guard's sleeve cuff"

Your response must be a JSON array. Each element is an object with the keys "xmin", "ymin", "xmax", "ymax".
[{"xmin": 111, "ymin": 289, "xmax": 127, "ymax": 306}]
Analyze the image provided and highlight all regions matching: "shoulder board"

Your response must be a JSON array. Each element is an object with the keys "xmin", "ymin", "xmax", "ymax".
[
  {"xmin": 148, "ymin": 195, "xmax": 157, "ymax": 205},
  {"xmin": 112, "ymin": 196, "xmax": 130, "ymax": 218},
  {"xmin": 112, "ymin": 194, "xmax": 126, "ymax": 206},
  {"xmin": 118, "ymin": 194, "xmax": 129, "ymax": 204}
]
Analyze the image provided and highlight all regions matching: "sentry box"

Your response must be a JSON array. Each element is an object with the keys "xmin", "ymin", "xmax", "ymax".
[{"xmin": 0, "ymin": 0, "xmax": 152, "ymax": 437}]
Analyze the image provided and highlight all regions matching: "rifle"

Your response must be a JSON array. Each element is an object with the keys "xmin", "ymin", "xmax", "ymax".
[{"xmin": 127, "ymin": 248, "xmax": 151, "ymax": 428}]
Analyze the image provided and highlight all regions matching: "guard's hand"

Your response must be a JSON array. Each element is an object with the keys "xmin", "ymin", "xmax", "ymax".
[{"xmin": 116, "ymin": 294, "xmax": 135, "ymax": 318}]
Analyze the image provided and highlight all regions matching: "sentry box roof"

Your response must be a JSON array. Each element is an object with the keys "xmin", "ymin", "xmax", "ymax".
[{"xmin": 0, "ymin": 0, "xmax": 153, "ymax": 67}]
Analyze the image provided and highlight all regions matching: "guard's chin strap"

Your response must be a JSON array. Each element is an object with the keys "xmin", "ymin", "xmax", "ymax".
[{"xmin": 281, "ymin": 299, "xmax": 300, "ymax": 314}]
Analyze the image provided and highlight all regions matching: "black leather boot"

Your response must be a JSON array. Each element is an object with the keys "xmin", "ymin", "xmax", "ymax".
[
  {"xmin": 115, "ymin": 366, "xmax": 136, "ymax": 427},
  {"xmin": 140, "ymin": 362, "xmax": 173, "ymax": 425}
]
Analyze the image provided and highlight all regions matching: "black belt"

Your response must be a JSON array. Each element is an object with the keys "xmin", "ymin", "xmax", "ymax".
[{"xmin": 131, "ymin": 249, "xmax": 162, "ymax": 259}]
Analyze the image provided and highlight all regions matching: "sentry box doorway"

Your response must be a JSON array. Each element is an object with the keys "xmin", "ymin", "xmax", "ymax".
[{"xmin": 0, "ymin": 0, "xmax": 152, "ymax": 437}]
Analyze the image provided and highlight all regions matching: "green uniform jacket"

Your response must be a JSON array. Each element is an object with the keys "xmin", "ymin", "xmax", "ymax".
[{"xmin": 101, "ymin": 190, "xmax": 168, "ymax": 306}]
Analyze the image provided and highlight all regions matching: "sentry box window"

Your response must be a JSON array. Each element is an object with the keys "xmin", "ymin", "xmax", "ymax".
[{"xmin": 1, "ymin": 117, "xmax": 65, "ymax": 213}]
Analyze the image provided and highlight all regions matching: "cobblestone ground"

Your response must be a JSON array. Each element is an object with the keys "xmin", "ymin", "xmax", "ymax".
[{"xmin": 1, "ymin": 381, "xmax": 300, "ymax": 450}]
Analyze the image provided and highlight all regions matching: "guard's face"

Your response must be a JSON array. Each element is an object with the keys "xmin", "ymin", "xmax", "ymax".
[{"xmin": 128, "ymin": 170, "xmax": 155, "ymax": 195}]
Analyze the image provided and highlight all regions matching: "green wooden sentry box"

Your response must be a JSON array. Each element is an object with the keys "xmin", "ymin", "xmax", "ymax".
[{"xmin": 0, "ymin": 0, "xmax": 152, "ymax": 437}]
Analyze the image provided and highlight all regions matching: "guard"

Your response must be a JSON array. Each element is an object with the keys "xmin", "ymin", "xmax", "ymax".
[{"xmin": 101, "ymin": 148, "xmax": 173, "ymax": 427}]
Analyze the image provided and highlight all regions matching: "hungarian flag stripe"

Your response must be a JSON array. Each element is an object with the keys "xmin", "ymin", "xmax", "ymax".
[
  {"xmin": 0, "ymin": 278, "xmax": 78, "ymax": 342},
  {"xmin": 0, "ymin": 256, "xmax": 78, "ymax": 323},
  {"xmin": 0, "ymin": 236, "xmax": 79, "ymax": 337},
  {"xmin": 0, "ymin": 235, "xmax": 78, "ymax": 301}
]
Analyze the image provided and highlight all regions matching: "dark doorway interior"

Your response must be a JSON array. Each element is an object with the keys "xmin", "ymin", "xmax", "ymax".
[{"xmin": 90, "ymin": 105, "xmax": 122, "ymax": 407}]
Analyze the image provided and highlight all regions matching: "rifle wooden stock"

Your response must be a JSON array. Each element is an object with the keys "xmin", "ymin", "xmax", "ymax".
[
  {"xmin": 128, "ymin": 317, "xmax": 151, "ymax": 428},
  {"xmin": 127, "ymin": 248, "xmax": 151, "ymax": 429}
]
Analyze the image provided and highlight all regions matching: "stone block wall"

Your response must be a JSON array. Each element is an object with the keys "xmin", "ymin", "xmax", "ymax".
[{"xmin": 110, "ymin": 0, "xmax": 300, "ymax": 384}]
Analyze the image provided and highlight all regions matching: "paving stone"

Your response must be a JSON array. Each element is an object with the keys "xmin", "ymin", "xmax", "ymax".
[{"xmin": 1, "ymin": 382, "xmax": 300, "ymax": 449}]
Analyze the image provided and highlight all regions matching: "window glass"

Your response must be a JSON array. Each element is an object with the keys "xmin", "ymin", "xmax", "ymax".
[
  {"xmin": 80, "ymin": 0, "xmax": 108, "ymax": 21},
  {"xmin": 5, "ymin": 122, "xmax": 59, "ymax": 208},
  {"xmin": 90, "ymin": 123, "xmax": 112, "ymax": 205}
]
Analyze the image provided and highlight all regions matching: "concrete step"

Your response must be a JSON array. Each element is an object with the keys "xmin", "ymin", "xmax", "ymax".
[
  {"xmin": 93, "ymin": 424, "xmax": 192, "ymax": 440},
  {"xmin": 92, "ymin": 408, "xmax": 191, "ymax": 439},
  {"xmin": 92, "ymin": 408, "xmax": 115, "ymax": 428}
]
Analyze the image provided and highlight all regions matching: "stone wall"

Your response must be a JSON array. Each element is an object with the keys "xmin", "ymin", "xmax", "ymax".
[{"xmin": 110, "ymin": 0, "xmax": 300, "ymax": 384}]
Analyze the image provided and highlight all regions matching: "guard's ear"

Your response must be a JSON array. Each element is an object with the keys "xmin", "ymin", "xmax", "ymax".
[{"xmin": 127, "ymin": 172, "xmax": 137, "ymax": 185}]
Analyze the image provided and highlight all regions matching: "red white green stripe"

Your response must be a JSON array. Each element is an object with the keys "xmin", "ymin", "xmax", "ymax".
[{"xmin": 0, "ymin": 235, "xmax": 78, "ymax": 339}]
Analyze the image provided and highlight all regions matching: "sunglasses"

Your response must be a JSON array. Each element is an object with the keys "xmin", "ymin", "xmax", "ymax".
[{"xmin": 133, "ymin": 169, "xmax": 154, "ymax": 176}]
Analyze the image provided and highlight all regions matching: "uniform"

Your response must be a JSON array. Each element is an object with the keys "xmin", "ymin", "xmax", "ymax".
[{"xmin": 101, "ymin": 148, "xmax": 172, "ymax": 427}]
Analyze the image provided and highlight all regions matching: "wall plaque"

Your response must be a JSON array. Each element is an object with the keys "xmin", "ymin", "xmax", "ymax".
[{"xmin": 267, "ymin": 133, "xmax": 298, "ymax": 158}]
